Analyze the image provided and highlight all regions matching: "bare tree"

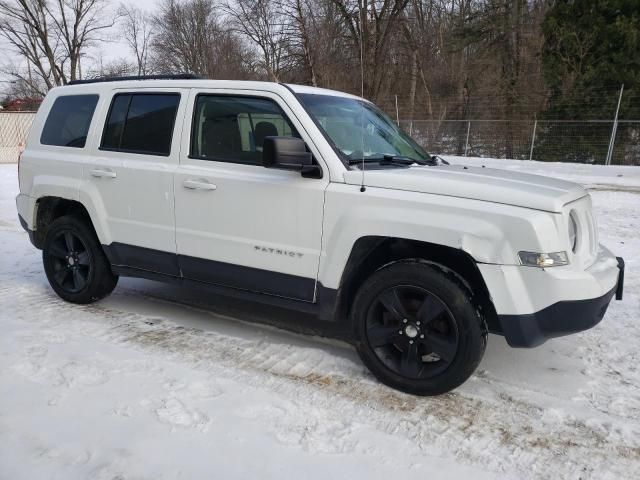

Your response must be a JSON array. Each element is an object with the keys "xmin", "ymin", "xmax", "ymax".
[
  {"xmin": 0, "ymin": 0, "xmax": 65, "ymax": 91},
  {"xmin": 151, "ymin": 0, "xmax": 255, "ymax": 79},
  {"xmin": 304, "ymin": 0, "xmax": 352, "ymax": 90},
  {"xmin": 0, "ymin": 0, "xmax": 594, "ymax": 160},
  {"xmin": 224, "ymin": 0, "xmax": 289, "ymax": 81},
  {"xmin": 327, "ymin": 0, "xmax": 410, "ymax": 99},
  {"xmin": 48, "ymin": 0, "xmax": 117, "ymax": 81},
  {"xmin": 119, "ymin": 4, "xmax": 152, "ymax": 76},
  {"xmin": 0, "ymin": 75, "xmax": 44, "ymax": 103},
  {"xmin": 207, "ymin": 29, "xmax": 259, "ymax": 79},
  {"xmin": 277, "ymin": 0, "xmax": 319, "ymax": 86},
  {"xmin": 85, "ymin": 53, "xmax": 136, "ymax": 79},
  {"xmin": 152, "ymin": 0, "xmax": 219, "ymax": 75},
  {"xmin": 0, "ymin": 0, "xmax": 117, "ymax": 90}
]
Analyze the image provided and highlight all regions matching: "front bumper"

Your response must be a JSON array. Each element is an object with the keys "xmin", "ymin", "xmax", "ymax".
[
  {"xmin": 479, "ymin": 246, "xmax": 624, "ymax": 347},
  {"xmin": 497, "ymin": 284, "xmax": 617, "ymax": 347}
]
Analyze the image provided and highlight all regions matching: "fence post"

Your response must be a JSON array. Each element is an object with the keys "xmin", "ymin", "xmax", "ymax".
[
  {"xmin": 464, "ymin": 121, "xmax": 471, "ymax": 157},
  {"xmin": 606, "ymin": 84, "xmax": 624, "ymax": 165},
  {"xmin": 395, "ymin": 95, "xmax": 400, "ymax": 126},
  {"xmin": 529, "ymin": 119, "xmax": 538, "ymax": 160}
]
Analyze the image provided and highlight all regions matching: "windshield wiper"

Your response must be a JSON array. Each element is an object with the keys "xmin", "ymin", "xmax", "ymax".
[
  {"xmin": 381, "ymin": 155, "xmax": 432, "ymax": 166},
  {"xmin": 347, "ymin": 154, "xmax": 433, "ymax": 166},
  {"xmin": 346, "ymin": 156, "xmax": 385, "ymax": 165},
  {"xmin": 430, "ymin": 155, "xmax": 450, "ymax": 165}
]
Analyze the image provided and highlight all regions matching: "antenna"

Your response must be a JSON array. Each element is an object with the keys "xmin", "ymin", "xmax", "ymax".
[{"xmin": 359, "ymin": 27, "xmax": 366, "ymax": 192}]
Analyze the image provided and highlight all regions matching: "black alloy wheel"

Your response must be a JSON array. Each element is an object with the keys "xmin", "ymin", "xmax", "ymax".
[
  {"xmin": 365, "ymin": 285, "xmax": 459, "ymax": 379},
  {"xmin": 43, "ymin": 215, "xmax": 118, "ymax": 304},
  {"xmin": 352, "ymin": 261, "xmax": 486, "ymax": 395},
  {"xmin": 48, "ymin": 230, "xmax": 92, "ymax": 293}
]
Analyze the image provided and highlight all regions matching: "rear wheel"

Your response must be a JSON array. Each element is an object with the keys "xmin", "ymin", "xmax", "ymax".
[
  {"xmin": 352, "ymin": 261, "xmax": 486, "ymax": 395},
  {"xmin": 42, "ymin": 215, "xmax": 118, "ymax": 304}
]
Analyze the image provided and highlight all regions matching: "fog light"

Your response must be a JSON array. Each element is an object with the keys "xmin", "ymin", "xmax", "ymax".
[{"xmin": 518, "ymin": 251, "xmax": 569, "ymax": 267}]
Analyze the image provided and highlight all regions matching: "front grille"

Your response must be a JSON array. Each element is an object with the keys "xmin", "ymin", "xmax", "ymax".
[
  {"xmin": 586, "ymin": 210, "xmax": 598, "ymax": 258},
  {"xmin": 565, "ymin": 195, "xmax": 597, "ymax": 269}
]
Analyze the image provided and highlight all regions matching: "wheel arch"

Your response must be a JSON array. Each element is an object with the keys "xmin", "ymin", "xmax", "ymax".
[
  {"xmin": 333, "ymin": 236, "xmax": 500, "ymax": 333},
  {"xmin": 32, "ymin": 196, "xmax": 95, "ymax": 249}
]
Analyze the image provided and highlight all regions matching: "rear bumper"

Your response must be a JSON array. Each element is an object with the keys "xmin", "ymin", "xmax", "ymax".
[
  {"xmin": 16, "ymin": 193, "xmax": 35, "ymax": 229},
  {"xmin": 18, "ymin": 213, "xmax": 37, "ymax": 247},
  {"xmin": 16, "ymin": 193, "xmax": 38, "ymax": 247}
]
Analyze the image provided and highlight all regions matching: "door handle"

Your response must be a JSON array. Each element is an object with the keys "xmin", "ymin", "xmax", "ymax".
[
  {"xmin": 183, "ymin": 179, "xmax": 217, "ymax": 191},
  {"xmin": 90, "ymin": 168, "xmax": 117, "ymax": 179}
]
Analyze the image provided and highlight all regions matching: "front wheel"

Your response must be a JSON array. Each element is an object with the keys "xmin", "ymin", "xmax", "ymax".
[
  {"xmin": 352, "ymin": 261, "xmax": 486, "ymax": 395},
  {"xmin": 42, "ymin": 215, "xmax": 118, "ymax": 304}
]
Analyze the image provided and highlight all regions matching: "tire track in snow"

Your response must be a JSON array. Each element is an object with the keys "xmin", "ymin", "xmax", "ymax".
[
  {"xmin": 2, "ymin": 188, "xmax": 639, "ymax": 479},
  {"xmin": 2, "ymin": 274, "xmax": 638, "ymax": 479}
]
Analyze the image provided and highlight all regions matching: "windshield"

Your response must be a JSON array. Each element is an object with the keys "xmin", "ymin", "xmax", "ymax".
[{"xmin": 297, "ymin": 93, "xmax": 430, "ymax": 164}]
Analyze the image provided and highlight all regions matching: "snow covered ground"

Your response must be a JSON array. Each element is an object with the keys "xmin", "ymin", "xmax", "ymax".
[{"xmin": 1, "ymin": 158, "xmax": 639, "ymax": 479}]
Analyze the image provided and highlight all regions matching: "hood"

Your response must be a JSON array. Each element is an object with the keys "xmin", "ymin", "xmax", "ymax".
[{"xmin": 343, "ymin": 164, "xmax": 587, "ymax": 213}]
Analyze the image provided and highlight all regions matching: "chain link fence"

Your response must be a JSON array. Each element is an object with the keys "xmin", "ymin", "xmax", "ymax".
[
  {"xmin": 1, "ymin": 111, "xmax": 639, "ymax": 166},
  {"xmin": 0, "ymin": 111, "xmax": 35, "ymax": 164},
  {"xmin": 400, "ymin": 119, "xmax": 640, "ymax": 165}
]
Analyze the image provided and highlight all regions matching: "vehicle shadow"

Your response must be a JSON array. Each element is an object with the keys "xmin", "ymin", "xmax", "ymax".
[
  {"xmin": 106, "ymin": 277, "xmax": 361, "ymax": 363},
  {"xmin": 105, "ymin": 276, "xmax": 585, "ymax": 403}
]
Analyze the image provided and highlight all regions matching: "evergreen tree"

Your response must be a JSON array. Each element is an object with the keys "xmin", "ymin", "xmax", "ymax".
[{"xmin": 540, "ymin": 0, "xmax": 640, "ymax": 162}]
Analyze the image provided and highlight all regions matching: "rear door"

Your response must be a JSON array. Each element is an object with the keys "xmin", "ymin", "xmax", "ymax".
[
  {"xmin": 174, "ymin": 89, "xmax": 329, "ymax": 301},
  {"xmin": 81, "ymin": 89, "xmax": 187, "ymax": 275}
]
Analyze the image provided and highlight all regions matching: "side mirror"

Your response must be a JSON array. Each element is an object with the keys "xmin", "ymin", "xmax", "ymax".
[{"xmin": 262, "ymin": 136, "xmax": 322, "ymax": 178}]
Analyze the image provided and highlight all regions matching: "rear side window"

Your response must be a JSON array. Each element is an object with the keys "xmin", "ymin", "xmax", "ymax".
[
  {"xmin": 190, "ymin": 95, "xmax": 298, "ymax": 164},
  {"xmin": 101, "ymin": 93, "xmax": 180, "ymax": 156},
  {"xmin": 40, "ymin": 95, "xmax": 99, "ymax": 148}
]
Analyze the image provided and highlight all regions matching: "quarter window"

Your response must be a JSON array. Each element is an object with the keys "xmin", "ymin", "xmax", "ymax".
[
  {"xmin": 190, "ymin": 95, "xmax": 299, "ymax": 164},
  {"xmin": 101, "ymin": 93, "xmax": 180, "ymax": 156},
  {"xmin": 40, "ymin": 95, "xmax": 99, "ymax": 148}
]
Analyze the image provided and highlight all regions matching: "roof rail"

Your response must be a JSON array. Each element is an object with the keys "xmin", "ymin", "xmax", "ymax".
[{"xmin": 66, "ymin": 74, "xmax": 202, "ymax": 86}]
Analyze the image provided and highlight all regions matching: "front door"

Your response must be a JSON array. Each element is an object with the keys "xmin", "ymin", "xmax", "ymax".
[{"xmin": 174, "ymin": 90, "xmax": 329, "ymax": 301}]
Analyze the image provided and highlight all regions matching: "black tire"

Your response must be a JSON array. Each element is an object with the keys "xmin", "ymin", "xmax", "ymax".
[
  {"xmin": 42, "ymin": 215, "xmax": 118, "ymax": 304},
  {"xmin": 352, "ymin": 260, "xmax": 486, "ymax": 396}
]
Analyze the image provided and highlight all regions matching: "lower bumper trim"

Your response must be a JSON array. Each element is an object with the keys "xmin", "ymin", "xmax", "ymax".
[
  {"xmin": 498, "ymin": 287, "xmax": 616, "ymax": 348},
  {"xmin": 18, "ymin": 213, "xmax": 38, "ymax": 248},
  {"xmin": 18, "ymin": 213, "xmax": 28, "ymax": 232}
]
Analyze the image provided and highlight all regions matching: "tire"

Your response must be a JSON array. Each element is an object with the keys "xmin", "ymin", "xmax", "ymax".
[
  {"xmin": 42, "ymin": 215, "xmax": 118, "ymax": 304},
  {"xmin": 352, "ymin": 260, "xmax": 486, "ymax": 396}
]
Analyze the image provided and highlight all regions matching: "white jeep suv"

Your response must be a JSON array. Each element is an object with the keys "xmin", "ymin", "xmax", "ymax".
[{"xmin": 16, "ymin": 75, "xmax": 624, "ymax": 395}]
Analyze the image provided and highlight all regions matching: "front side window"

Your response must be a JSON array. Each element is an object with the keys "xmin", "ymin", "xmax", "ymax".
[
  {"xmin": 101, "ymin": 93, "xmax": 180, "ymax": 156},
  {"xmin": 40, "ymin": 95, "xmax": 99, "ymax": 148},
  {"xmin": 190, "ymin": 95, "xmax": 299, "ymax": 164},
  {"xmin": 297, "ymin": 93, "xmax": 430, "ymax": 164}
]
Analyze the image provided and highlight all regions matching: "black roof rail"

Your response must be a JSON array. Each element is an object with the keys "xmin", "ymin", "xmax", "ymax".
[{"xmin": 66, "ymin": 74, "xmax": 202, "ymax": 86}]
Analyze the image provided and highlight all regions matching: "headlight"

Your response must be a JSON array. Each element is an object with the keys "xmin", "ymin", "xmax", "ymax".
[
  {"xmin": 518, "ymin": 251, "xmax": 569, "ymax": 267},
  {"xmin": 568, "ymin": 211, "xmax": 578, "ymax": 252}
]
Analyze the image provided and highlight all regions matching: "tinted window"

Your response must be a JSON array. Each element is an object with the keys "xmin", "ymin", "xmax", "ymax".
[
  {"xmin": 40, "ymin": 95, "xmax": 98, "ymax": 148},
  {"xmin": 101, "ymin": 94, "xmax": 129, "ymax": 150},
  {"xmin": 101, "ymin": 93, "xmax": 180, "ymax": 156},
  {"xmin": 191, "ymin": 95, "xmax": 298, "ymax": 164}
]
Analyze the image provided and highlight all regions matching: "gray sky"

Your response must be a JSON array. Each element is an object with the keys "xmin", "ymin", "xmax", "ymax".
[{"xmin": 0, "ymin": 0, "xmax": 159, "ymax": 94}]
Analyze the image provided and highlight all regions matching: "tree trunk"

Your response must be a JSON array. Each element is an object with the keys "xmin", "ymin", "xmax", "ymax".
[{"xmin": 408, "ymin": 49, "xmax": 418, "ymax": 133}]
